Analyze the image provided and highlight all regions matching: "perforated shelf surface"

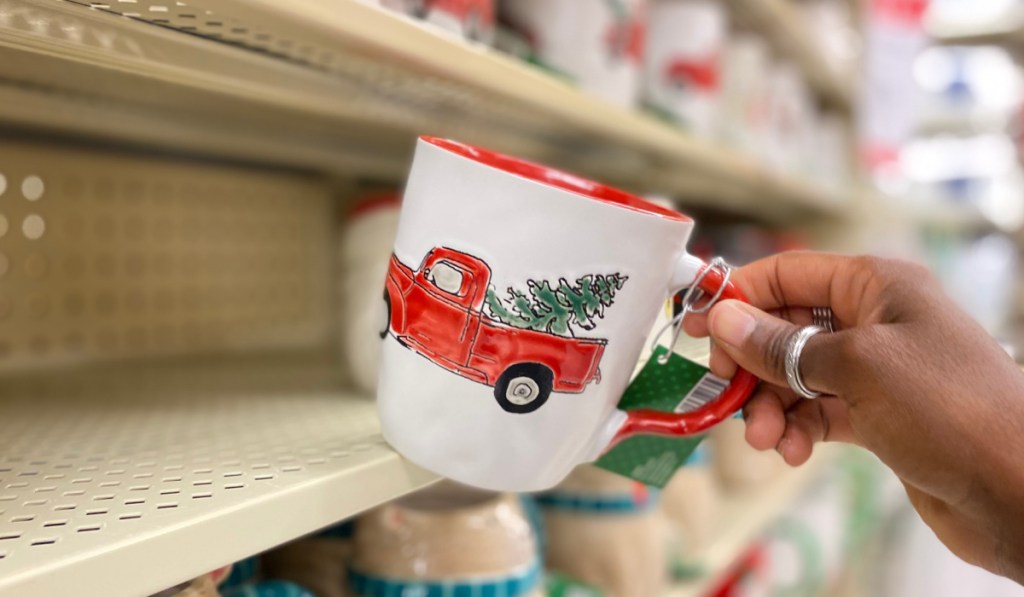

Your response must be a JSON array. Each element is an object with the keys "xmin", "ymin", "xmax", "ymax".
[{"xmin": 0, "ymin": 352, "xmax": 438, "ymax": 597}]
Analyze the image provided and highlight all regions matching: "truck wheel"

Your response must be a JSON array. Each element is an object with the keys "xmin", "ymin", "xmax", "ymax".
[{"xmin": 494, "ymin": 363, "xmax": 553, "ymax": 414}]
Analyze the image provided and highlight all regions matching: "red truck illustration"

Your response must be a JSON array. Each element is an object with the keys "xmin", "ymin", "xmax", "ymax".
[
  {"xmin": 663, "ymin": 57, "xmax": 720, "ymax": 93},
  {"xmin": 382, "ymin": 247, "xmax": 606, "ymax": 414}
]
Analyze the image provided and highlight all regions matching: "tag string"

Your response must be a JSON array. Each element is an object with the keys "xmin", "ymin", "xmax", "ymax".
[{"xmin": 651, "ymin": 257, "xmax": 732, "ymax": 364}]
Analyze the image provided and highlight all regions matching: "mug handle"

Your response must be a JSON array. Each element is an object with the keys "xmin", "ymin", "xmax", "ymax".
[{"xmin": 611, "ymin": 257, "xmax": 759, "ymax": 443}]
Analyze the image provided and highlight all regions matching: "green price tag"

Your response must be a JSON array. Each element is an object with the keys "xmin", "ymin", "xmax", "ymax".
[{"xmin": 595, "ymin": 346, "xmax": 721, "ymax": 488}]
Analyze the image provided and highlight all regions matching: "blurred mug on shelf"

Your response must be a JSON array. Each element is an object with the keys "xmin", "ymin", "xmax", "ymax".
[
  {"xmin": 262, "ymin": 522, "xmax": 355, "ymax": 597},
  {"xmin": 709, "ymin": 418, "xmax": 786, "ymax": 490},
  {"xmin": 643, "ymin": 0, "xmax": 726, "ymax": 136},
  {"xmin": 538, "ymin": 465, "xmax": 667, "ymax": 597},
  {"xmin": 661, "ymin": 443, "xmax": 719, "ymax": 575},
  {"xmin": 499, "ymin": 0, "xmax": 646, "ymax": 108},
  {"xmin": 349, "ymin": 482, "xmax": 543, "ymax": 597},
  {"xmin": 339, "ymin": 194, "xmax": 401, "ymax": 395},
  {"xmin": 379, "ymin": 0, "xmax": 496, "ymax": 43}
]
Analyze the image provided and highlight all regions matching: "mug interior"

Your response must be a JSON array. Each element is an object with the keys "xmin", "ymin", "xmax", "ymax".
[{"xmin": 421, "ymin": 136, "xmax": 691, "ymax": 223}]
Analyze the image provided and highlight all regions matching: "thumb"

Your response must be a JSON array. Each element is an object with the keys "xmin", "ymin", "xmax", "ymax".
[{"xmin": 708, "ymin": 300, "xmax": 841, "ymax": 393}]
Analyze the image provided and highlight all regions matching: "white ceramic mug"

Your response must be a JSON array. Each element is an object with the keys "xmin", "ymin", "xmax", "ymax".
[
  {"xmin": 378, "ymin": 137, "xmax": 757, "ymax": 491},
  {"xmin": 500, "ymin": 0, "xmax": 645, "ymax": 108},
  {"xmin": 643, "ymin": 0, "xmax": 726, "ymax": 136}
]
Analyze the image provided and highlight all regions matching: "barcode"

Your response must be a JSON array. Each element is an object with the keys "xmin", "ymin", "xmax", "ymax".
[{"xmin": 674, "ymin": 373, "xmax": 729, "ymax": 413}]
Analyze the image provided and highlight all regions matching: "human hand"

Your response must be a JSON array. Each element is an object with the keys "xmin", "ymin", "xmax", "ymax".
[{"xmin": 683, "ymin": 252, "xmax": 1024, "ymax": 582}]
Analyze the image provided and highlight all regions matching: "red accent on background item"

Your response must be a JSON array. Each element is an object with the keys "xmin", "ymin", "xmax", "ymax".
[
  {"xmin": 665, "ymin": 57, "xmax": 721, "ymax": 91},
  {"xmin": 420, "ymin": 137, "xmax": 691, "ymax": 223},
  {"xmin": 610, "ymin": 263, "xmax": 759, "ymax": 441},
  {"xmin": 424, "ymin": 0, "xmax": 495, "ymax": 25},
  {"xmin": 385, "ymin": 247, "xmax": 605, "ymax": 394},
  {"xmin": 348, "ymin": 193, "xmax": 402, "ymax": 220},
  {"xmin": 871, "ymin": 0, "xmax": 928, "ymax": 26},
  {"xmin": 710, "ymin": 544, "xmax": 768, "ymax": 597}
]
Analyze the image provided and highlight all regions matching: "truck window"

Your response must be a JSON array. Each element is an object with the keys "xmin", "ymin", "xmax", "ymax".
[{"xmin": 427, "ymin": 261, "xmax": 465, "ymax": 296}]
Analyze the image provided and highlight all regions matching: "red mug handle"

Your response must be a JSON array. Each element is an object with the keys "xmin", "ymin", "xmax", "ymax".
[{"xmin": 611, "ymin": 260, "xmax": 759, "ymax": 444}]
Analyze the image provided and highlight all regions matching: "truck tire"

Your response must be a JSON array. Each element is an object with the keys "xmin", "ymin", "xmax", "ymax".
[
  {"xmin": 494, "ymin": 363, "xmax": 553, "ymax": 414},
  {"xmin": 379, "ymin": 290, "xmax": 391, "ymax": 339}
]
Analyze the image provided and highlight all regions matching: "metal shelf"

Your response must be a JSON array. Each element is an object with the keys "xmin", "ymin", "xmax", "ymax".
[
  {"xmin": 0, "ymin": 352, "xmax": 438, "ymax": 597},
  {"xmin": 666, "ymin": 446, "xmax": 843, "ymax": 597},
  {"xmin": 0, "ymin": 0, "xmax": 849, "ymax": 222}
]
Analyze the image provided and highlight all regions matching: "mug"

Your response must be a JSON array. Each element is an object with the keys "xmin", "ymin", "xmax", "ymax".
[
  {"xmin": 378, "ymin": 137, "xmax": 757, "ymax": 491},
  {"xmin": 349, "ymin": 484, "xmax": 542, "ymax": 597},
  {"xmin": 500, "ymin": 0, "xmax": 645, "ymax": 108},
  {"xmin": 538, "ymin": 465, "xmax": 667, "ymax": 597},
  {"xmin": 643, "ymin": 0, "xmax": 727, "ymax": 136}
]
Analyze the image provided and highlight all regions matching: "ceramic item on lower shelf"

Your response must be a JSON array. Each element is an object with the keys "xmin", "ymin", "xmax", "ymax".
[
  {"xmin": 339, "ymin": 194, "xmax": 401, "ymax": 395},
  {"xmin": 222, "ymin": 581, "xmax": 315, "ymax": 597},
  {"xmin": 709, "ymin": 418, "xmax": 786, "ymax": 490},
  {"xmin": 261, "ymin": 522, "xmax": 355, "ymax": 597},
  {"xmin": 538, "ymin": 465, "xmax": 667, "ymax": 597},
  {"xmin": 500, "ymin": 0, "xmax": 645, "ymax": 108},
  {"xmin": 378, "ymin": 137, "xmax": 759, "ymax": 492},
  {"xmin": 150, "ymin": 573, "xmax": 221, "ymax": 597},
  {"xmin": 661, "ymin": 443, "xmax": 718, "ymax": 577},
  {"xmin": 349, "ymin": 482, "xmax": 543, "ymax": 597}
]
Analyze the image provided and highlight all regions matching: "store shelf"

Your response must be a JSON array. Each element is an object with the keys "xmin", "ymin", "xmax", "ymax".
[
  {"xmin": 667, "ymin": 446, "xmax": 843, "ymax": 597},
  {"xmin": 0, "ymin": 0, "xmax": 848, "ymax": 222},
  {"xmin": 0, "ymin": 352, "xmax": 438, "ymax": 597},
  {"xmin": 730, "ymin": 0, "xmax": 855, "ymax": 111},
  {"xmin": 930, "ymin": 9, "xmax": 1024, "ymax": 53}
]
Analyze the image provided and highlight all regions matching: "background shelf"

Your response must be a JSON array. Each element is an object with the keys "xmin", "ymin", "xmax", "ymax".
[
  {"xmin": 0, "ymin": 352, "xmax": 437, "ymax": 597},
  {"xmin": 0, "ymin": 0, "xmax": 849, "ymax": 222}
]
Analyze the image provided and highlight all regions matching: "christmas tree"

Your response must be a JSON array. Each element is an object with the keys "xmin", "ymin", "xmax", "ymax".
[{"xmin": 485, "ymin": 273, "xmax": 628, "ymax": 336}]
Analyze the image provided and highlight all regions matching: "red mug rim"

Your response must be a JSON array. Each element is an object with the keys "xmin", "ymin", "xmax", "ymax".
[{"xmin": 420, "ymin": 136, "xmax": 692, "ymax": 223}]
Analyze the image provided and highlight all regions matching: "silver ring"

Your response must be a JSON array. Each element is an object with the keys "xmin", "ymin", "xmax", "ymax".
[
  {"xmin": 785, "ymin": 326, "xmax": 826, "ymax": 399},
  {"xmin": 811, "ymin": 307, "xmax": 835, "ymax": 333}
]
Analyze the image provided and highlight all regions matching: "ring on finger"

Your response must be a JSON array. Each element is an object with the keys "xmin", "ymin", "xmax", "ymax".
[
  {"xmin": 811, "ymin": 307, "xmax": 836, "ymax": 333},
  {"xmin": 785, "ymin": 325, "xmax": 826, "ymax": 400}
]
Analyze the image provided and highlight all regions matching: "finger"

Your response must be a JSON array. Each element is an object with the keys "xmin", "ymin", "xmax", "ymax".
[
  {"xmin": 776, "ymin": 399, "xmax": 859, "ymax": 466},
  {"xmin": 683, "ymin": 306, "xmax": 815, "ymax": 339},
  {"xmin": 708, "ymin": 341, "xmax": 737, "ymax": 379},
  {"xmin": 728, "ymin": 252, "xmax": 869, "ymax": 327},
  {"xmin": 707, "ymin": 300, "xmax": 850, "ymax": 395},
  {"xmin": 742, "ymin": 386, "xmax": 792, "ymax": 451}
]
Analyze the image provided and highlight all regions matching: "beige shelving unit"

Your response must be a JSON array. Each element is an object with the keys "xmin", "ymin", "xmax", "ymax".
[{"xmin": 0, "ymin": 0, "xmax": 867, "ymax": 595}]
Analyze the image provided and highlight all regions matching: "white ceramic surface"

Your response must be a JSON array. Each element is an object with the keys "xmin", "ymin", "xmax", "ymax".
[
  {"xmin": 501, "ymin": 0, "xmax": 646, "ymax": 108},
  {"xmin": 378, "ymin": 138, "xmax": 706, "ymax": 491},
  {"xmin": 643, "ymin": 0, "xmax": 727, "ymax": 136}
]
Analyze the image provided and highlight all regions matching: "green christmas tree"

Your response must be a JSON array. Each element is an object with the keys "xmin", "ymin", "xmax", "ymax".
[{"xmin": 484, "ymin": 273, "xmax": 628, "ymax": 336}]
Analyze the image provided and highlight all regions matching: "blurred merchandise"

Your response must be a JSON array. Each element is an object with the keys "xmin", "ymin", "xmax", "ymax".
[
  {"xmin": 222, "ymin": 582, "xmax": 315, "ymax": 597},
  {"xmin": 718, "ymin": 30, "xmax": 771, "ymax": 156},
  {"xmin": 339, "ymin": 194, "xmax": 402, "ymax": 395},
  {"xmin": 500, "ymin": 0, "xmax": 646, "ymax": 107},
  {"xmin": 350, "ymin": 483, "xmax": 542, "ymax": 596},
  {"xmin": 643, "ymin": 0, "xmax": 726, "ymax": 135},
  {"xmin": 152, "ymin": 574, "xmax": 221, "ymax": 597},
  {"xmin": 796, "ymin": 0, "xmax": 860, "ymax": 81},
  {"xmin": 378, "ymin": 0, "xmax": 496, "ymax": 42},
  {"xmin": 709, "ymin": 418, "xmax": 786, "ymax": 490},
  {"xmin": 262, "ymin": 523, "xmax": 354, "ymax": 597},
  {"xmin": 538, "ymin": 465, "xmax": 666, "ymax": 597},
  {"xmin": 662, "ymin": 443, "xmax": 719, "ymax": 578},
  {"xmin": 759, "ymin": 470, "xmax": 852, "ymax": 595},
  {"xmin": 218, "ymin": 559, "xmax": 257, "ymax": 593},
  {"xmin": 763, "ymin": 60, "xmax": 815, "ymax": 177}
]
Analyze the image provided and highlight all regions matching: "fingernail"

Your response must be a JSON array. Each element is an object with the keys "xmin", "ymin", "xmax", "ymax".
[{"xmin": 710, "ymin": 301, "xmax": 756, "ymax": 348}]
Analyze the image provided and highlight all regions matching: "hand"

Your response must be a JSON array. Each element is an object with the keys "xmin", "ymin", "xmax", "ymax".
[{"xmin": 683, "ymin": 252, "xmax": 1024, "ymax": 583}]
